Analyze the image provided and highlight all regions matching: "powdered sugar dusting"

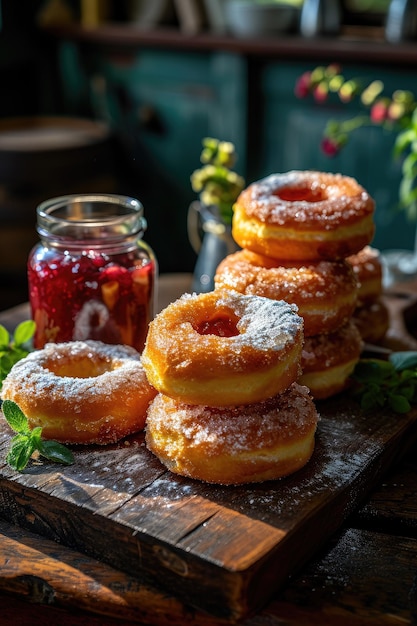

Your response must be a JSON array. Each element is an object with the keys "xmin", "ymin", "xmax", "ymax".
[
  {"xmin": 147, "ymin": 383, "xmax": 318, "ymax": 456},
  {"xmin": 1, "ymin": 340, "xmax": 146, "ymax": 407},
  {"xmin": 238, "ymin": 171, "xmax": 374, "ymax": 227},
  {"xmin": 214, "ymin": 291, "xmax": 302, "ymax": 351},
  {"xmin": 145, "ymin": 291, "xmax": 303, "ymax": 369}
]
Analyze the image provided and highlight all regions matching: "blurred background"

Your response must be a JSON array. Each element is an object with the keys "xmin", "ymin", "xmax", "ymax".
[{"xmin": 1, "ymin": 0, "xmax": 416, "ymax": 309}]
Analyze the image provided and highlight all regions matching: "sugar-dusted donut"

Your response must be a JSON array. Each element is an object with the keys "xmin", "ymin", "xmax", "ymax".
[
  {"xmin": 146, "ymin": 383, "xmax": 318, "ymax": 485},
  {"xmin": 1, "ymin": 340, "xmax": 157, "ymax": 444},
  {"xmin": 346, "ymin": 246, "xmax": 383, "ymax": 305},
  {"xmin": 232, "ymin": 171, "xmax": 375, "ymax": 261},
  {"xmin": 299, "ymin": 320, "xmax": 363, "ymax": 400},
  {"xmin": 214, "ymin": 249, "xmax": 358, "ymax": 336},
  {"xmin": 141, "ymin": 290, "xmax": 304, "ymax": 406}
]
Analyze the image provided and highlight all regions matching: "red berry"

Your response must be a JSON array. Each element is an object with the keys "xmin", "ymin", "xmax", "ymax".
[
  {"xmin": 294, "ymin": 72, "xmax": 312, "ymax": 98},
  {"xmin": 313, "ymin": 83, "xmax": 328, "ymax": 103},
  {"xmin": 321, "ymin": 137, "xmax": 340, "ymax": 157}
]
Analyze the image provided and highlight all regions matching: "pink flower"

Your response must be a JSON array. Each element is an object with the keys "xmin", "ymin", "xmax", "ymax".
[
  {"xmin": 321, "ymin": 137, "xmax": 340, "ymax": 157},
  {"xmin": 313, "ymin": 83, "xmax": 328, "ymax": 103},
  {"xmin": 294, "ymin": 72, "xmax": 312, "ymax": 98},
  {"xmin": 370, "ymin": 100, "xmax": 389, "ymax": 123}
]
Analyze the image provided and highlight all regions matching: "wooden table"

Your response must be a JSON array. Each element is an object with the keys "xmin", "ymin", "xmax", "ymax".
[{"xmin": 1, "ymin": 274, "xmax": 417, "ymax": 625}]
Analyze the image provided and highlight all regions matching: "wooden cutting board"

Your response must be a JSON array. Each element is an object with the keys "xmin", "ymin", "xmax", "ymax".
[{"xmin": 1, "ymin": 393, "xmax": 417, "ymax": 621}]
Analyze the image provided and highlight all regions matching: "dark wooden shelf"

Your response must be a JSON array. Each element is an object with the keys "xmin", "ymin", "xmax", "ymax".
[{"xmin": 41, "ymin": 23, "xmax": 417, "ymax": 66}]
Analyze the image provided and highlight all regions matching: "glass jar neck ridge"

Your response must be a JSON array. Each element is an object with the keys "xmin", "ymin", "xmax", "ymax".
[{"xmin": 37, "ymin": 194, "xmax": 147, "ymax": 247}]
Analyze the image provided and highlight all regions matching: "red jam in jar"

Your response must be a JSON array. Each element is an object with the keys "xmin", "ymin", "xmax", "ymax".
[{"xmin": 28, "ymin": 194, "xmax": 157, "ymax": 352}]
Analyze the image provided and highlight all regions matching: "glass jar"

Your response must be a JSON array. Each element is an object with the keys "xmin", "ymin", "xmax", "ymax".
[{"xmin": 28, "ymin": 194, "xmax": 157, "ymax": 352}]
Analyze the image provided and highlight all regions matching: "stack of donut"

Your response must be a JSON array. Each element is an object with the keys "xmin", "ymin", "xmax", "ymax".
[
  {"xmin": 141, "ymin": 289, "xmax": 319, "ymax": 485},
  {"xmin": 215, "ymin": 170, "xmax": 377, "ymax": 400},
  {"xmin": 346, "ymin": 246, "xmax": 389, "ymax": 344}
]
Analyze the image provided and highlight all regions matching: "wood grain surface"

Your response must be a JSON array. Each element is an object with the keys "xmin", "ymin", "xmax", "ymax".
[
  {"xmin": 1, "ymin": 453, "xmax": 417, "ymax": 625},
  {"xmin": 1, "ymin": 394, "xmax": 416, "ymax": 620},
  {"xmin": 1, "ymin": 523, "xmax": 416, "ymax": 625}
]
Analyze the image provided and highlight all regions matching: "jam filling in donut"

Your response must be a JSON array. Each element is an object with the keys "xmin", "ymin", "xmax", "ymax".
[
  {"xmin": 275, "ymin": 185, "xmax": 326, "ymax": 203},
  {"xmin": 194, "ymin": 315, "xmax": 240, "ymax": 337}
]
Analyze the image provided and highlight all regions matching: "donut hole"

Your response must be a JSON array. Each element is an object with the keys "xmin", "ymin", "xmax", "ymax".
[
  {"xmin": 44, "ymin": 355, "xmax": 115, "ymax": 379},
  {"xmin": 193, "ymin": 314, "xmax": 240, "ymax": 337},
  {"xmin": 275, "ymin": 185, "xmax": 327, "ymax": 203}
]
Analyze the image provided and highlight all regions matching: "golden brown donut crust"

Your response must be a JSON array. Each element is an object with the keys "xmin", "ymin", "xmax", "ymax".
[
  {"xmin": 141, "ymin": 290, "xmax": 304, "ymax": 406},
  {"xmin": 347, "ymin": 246, "xmax": 383, "ymax": 304},
  {"xmin": 215, "ymin": 249, "xmax": 358, "ymax": 336},
  {"xmin": 1, "ymin": 340, "xmax": 157, "ymax": 444},
  {"xmin": 145, "ymin": 383, "xmax": 319, "ymax": 485},
  {"xmin": 299, "ymin": 321, "xmax": 363, "ymax": 400},
  {"xmin": 232, "ymin": 171, "xmax": 375, "ymax": 260},
  {"xmin": 352, "ymin": 298, "xmax": 389, "ymax": 344}
]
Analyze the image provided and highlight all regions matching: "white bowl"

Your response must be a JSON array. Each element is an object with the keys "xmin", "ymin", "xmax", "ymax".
[{"xmin": 224, "ymin": 1, "xmax": 299, "ymax": 37}]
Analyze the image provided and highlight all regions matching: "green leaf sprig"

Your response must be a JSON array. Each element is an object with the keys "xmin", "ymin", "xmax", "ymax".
[
  {"xmin": 0, "ymin": 320, "xmax": 36, "ymax": 389},
  {"xmin": 2, "ymin": 400, "xmax": 74, "ymax": 471},
  {"xmin": 351, "ymin": 351, "xmax": 417, "ymax": 414},
  {"xmin": 294, "ymin": 64, "xmax": 417, "ymax": 222},
  {"xmin": 190, "ymin": 137, "xmax": 245, "ymax": 225}
]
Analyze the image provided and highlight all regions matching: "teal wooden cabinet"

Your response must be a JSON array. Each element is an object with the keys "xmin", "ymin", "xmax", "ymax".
[
  {"xmin": 258, "ymin": 62, "xmax": 417, "ymax": 253},
  {"xmin": 60, "ymin": 44, "xmax": 247, "ymax": 272},
  {"xmin": 56, "ymin": 35, "xmax": 417, "ymax": 266}
]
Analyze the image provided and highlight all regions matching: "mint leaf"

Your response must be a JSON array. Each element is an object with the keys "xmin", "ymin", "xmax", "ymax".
[
  {"xmin": 2, "ymin": 400, "xmax": 74, "ymax": 471},
  {"xmin": 2, "ymin": 399, "xmax": 30, "ymax": 434},
  {"xmin": 0, "ymin": 320, "xmax": 36, "ymax": 390},
  {"xmin": 6, "ymin": 434, "xmax": 36, "ymax": 471},
  {"xmin": 30, "ymin": 426, "xmax": 43, "ymax": 448},
  {"xmin": 359, "ymin": 389, "xmax": 380, "ymax": 412},
  {"xmin": 398, "ymin": 382, "xmax": 415, "ymax": 401},
  {"xmin": 13, "ymin": 320, "xmax": 36, "ymax": 347},
  {"xmin": 351, "ymin": 354, "xmax": 417, "ymax": 414},
  {"xmin": 388, "ymin": 394, "xmax": 411, "ymax": 414},
  {"xmin": 353, "ymin": 359, "xmax": 394, "ymax": 383},
  {"xmin": 389, "ymin": 351, "xmax": 417, "ymax": 371},
  {"xmin": 38, "ymin": 440, "xmax": 75, "ymax": 466},
  {"xmin": 0, "ymin": 325, "xmax": 10, "ymax": 349}
]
